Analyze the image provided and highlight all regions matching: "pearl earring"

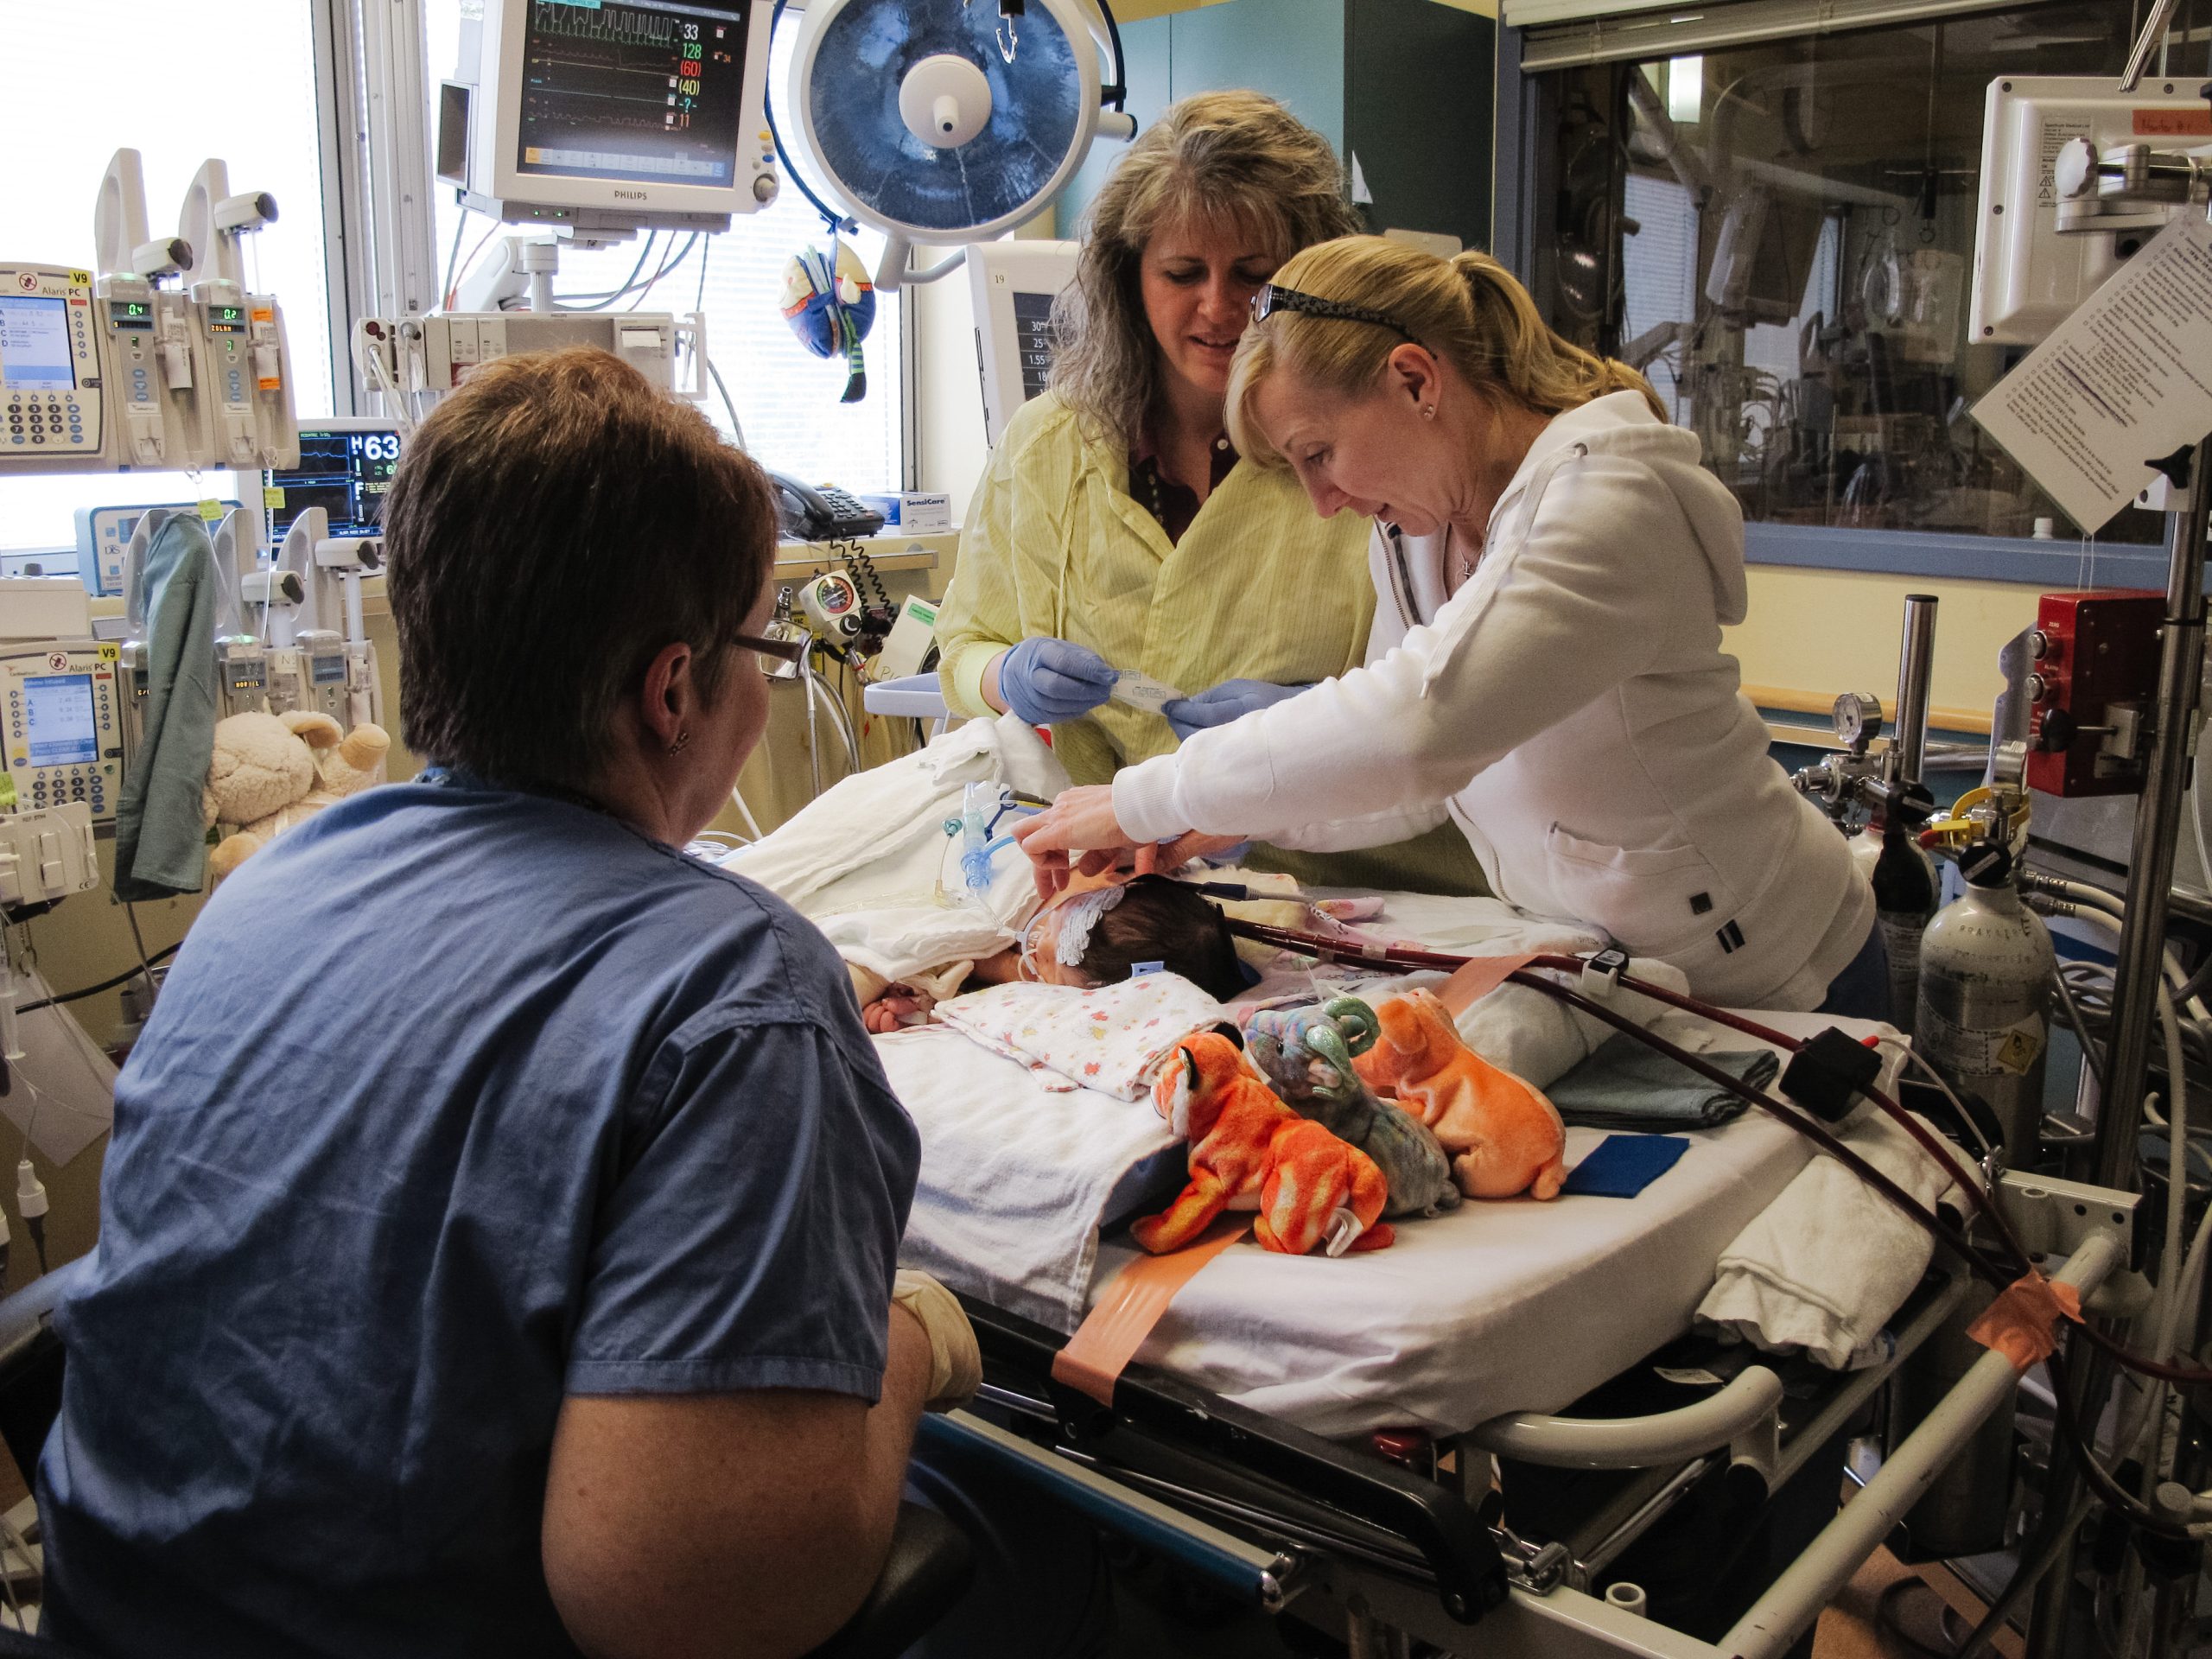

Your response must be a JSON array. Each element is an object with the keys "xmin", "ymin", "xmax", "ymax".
[{"xmin": 1421, "ymin": 405, "xmax": 1436, "ymax": 420}]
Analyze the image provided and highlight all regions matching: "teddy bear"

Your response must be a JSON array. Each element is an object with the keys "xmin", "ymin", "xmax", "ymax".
[
  {"xmin": 1353, "ymin": 988, "xmax": 1568, "ymax": 1202},
  {"xmin": 1243, "ymin": 998, "xmax": 1459, "ymax": 1221},
  {"xmin": 203, "ymin": 709, "xmax": 391, "ymax": 882},
  {"xmin": 1136, "ymin": 1031, "xmax": 1393, "ymax": 1258}
]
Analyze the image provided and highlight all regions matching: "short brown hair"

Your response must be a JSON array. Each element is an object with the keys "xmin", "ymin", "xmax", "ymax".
[{"xmin": 384, "ymin": 347, "xmax": 777, "ymax": 792}]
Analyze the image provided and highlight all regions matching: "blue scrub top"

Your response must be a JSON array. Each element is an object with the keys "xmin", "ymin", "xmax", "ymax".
[{"xmin": 39, "ymin": 772, "xmax": 919, "ymax": 1657}]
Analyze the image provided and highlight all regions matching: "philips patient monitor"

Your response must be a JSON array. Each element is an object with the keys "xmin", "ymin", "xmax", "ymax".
[{"xmin": 436, "ymin": 0, "xmax": 779, "ymax": 232}]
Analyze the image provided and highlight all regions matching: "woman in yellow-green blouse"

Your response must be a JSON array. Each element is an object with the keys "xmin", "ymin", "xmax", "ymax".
[{"xmin": 932, "ymin": 90, "xmax": 1484, "ymax": 893}]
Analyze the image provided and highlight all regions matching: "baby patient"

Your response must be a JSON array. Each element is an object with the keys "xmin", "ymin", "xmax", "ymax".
[
  {"xmin": 712, "ymin": 715, "xmax": 1245, "ymax": 1029},
  {"xmin": 858, "ymin": 874, "xmax": 1246, "ymax": 1032}
]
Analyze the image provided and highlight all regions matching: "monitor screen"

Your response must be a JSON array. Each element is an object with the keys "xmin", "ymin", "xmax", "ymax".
[
  {"xmin": 514, "ymin": 0, "xmax": 751, "ymax": 189},
  {"xmin": 0, "ymin": 296, "xmax": 75, "ymax": 391},
  {"xmin": 23, "ymin": 674, "xmax": 97, "ymax": 767},
  {"xmin": 270, "ymin": 426, "xmax": 403, "ymax": 542}
]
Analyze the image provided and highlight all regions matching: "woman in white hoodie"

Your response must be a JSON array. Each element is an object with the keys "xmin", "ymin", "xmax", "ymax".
[{"xmin": 1014, "ymin": 236, "xmax": 1879, "ymax": 1014}]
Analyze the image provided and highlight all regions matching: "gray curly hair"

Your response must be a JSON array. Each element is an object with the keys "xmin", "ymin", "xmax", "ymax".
[{"xmin": 1048, "ymin": 90, "xmax": 1363, "ymax": 446}]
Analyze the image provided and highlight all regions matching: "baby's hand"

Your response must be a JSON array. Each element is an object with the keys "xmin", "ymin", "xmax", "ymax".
[{"xmin": 862, "ymin": 988, "xmax": 936, "ymax": 1033}]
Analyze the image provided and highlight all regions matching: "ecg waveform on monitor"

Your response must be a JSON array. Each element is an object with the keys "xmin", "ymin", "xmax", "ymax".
[
  {"xmin": 529, "ymin": 2, "xmax": 679, "ymax": 45},
  {"xmin": 516, "ymin": 2, "xmax": 745, "ymax": 184},
  {"xmin": 524, "ymin": 3, "xmax": 722, "ymax": 136}
]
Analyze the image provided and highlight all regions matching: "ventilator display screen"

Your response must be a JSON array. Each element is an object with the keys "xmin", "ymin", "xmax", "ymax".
[
  {"xmin": 23, "ymin": 674, "xmax": 96, "ymax": 767},
  {"xmin": 514, "ymin": 0, "xmax": 750, "ymax": 188},
  {"xmin": 0, "ymin": 297, "xmax": 73, "ymax": 391}
]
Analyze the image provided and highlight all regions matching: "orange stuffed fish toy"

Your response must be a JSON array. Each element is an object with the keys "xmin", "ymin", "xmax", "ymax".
[
  {"xmin": 1353, "ymin": 988, "xmax": 1568, "ymax": 1201},
  {"xmin": 1135, "ymin": 1032, "xmax": 1394, "ymax": 1257}
]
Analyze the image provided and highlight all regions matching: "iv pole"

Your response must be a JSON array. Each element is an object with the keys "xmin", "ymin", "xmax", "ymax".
[{"xmin": 2023, "ymin": 9, "xmax": 2212, "ymax": 1630}]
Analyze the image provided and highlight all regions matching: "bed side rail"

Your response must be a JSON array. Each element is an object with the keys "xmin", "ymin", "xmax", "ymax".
[{"xmin": 1470, "ymin": 1366, "xmax": 1784, "ymax": 1483}]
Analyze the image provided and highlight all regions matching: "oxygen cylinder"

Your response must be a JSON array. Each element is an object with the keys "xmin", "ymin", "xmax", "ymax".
[
  {"xmin": 1915, "ymin": 849, "xmax": 2056, "ymax": 1166},
  {"xmin": 1872, "ymin": 819, "xmax": 1941, "ymax": 1035}
]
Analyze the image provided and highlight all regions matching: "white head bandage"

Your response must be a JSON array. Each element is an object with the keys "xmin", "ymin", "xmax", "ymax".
[{"xmin": 1051, "ymin": 884, "xmax": 1126, "ymax": 968}]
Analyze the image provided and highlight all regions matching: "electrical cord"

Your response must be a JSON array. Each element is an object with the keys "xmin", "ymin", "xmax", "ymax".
[
  {"xmin": 439, "ymin": 205, "xmax": 471, "ymax": 313},
  {"xmin": 443, "ymin": 218, "xmax": 503, "ymax": 310},
  {"xmin": 766, "ymin": 0, "xmax": 860, "ymax": 235},
  {"xmin": 1872, "ymin": 1033, "xmax": 2000, "ymax": 1169},
  {"xmin": 12, "ymin": 942, "xmax": 179, "ymax": 1015},
  {"xmin": 557, "ymin": 232, "xmax": 659, "ymax": 310},
  {"xmin": 1097, "ymin": 0, "xmax": 1128, "ymax": 106},
  {"xmin": 704, "ymin": 355, "xmax": 750, "ymax": 451},
  {"xmin": 644, "ymin": 234, "xmax": 703, "ymax": 307},
  {"xmin": 2050, "ymin": 961, "xmax": 2111, "ymax": 1095}
]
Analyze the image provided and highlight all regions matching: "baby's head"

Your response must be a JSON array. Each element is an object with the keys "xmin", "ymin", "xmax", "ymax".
[{"xmin": 1026, "ymin": 876, "xmax": 1246, "ymax": 1001}]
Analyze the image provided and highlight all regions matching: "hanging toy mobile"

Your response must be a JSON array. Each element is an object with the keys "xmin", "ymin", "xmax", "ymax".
[{"xmin": 780, "ymin": 241, "xmax": 877, "ymax": 403}]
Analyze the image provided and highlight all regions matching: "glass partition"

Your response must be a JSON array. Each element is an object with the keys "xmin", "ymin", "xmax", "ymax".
[{"xmin": 1522, "ymin": 3, "xmax": 2164, "ymax": 545}]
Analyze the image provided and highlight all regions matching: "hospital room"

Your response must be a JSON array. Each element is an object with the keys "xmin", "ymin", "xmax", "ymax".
[{"xmin": 2, "ymin": 0, "xmax": 2211, "ymax": 1653}]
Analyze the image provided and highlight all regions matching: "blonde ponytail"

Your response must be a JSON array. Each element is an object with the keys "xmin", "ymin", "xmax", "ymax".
[
  {"xmin": 1449, "ymin": 252, "xmax": 1665, "ymax": 422},
  {"xmin": 1226, "ymin": 237, "xmax": 1664, "ymax": 465}
]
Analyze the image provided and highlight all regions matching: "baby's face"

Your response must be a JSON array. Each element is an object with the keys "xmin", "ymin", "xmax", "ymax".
[{"xmin": 1022, "ymin": 907, "xmax": 1095, "ymax": 987}]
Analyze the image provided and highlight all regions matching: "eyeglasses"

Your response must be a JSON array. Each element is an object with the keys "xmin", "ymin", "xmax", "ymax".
[
  {"xmin": 1251, "ymin": 283, "xmax": 1420, "ymax": 343},
  {"xmin": 735, "ymin": 628, "xmax": 810, "ymax": 678}
]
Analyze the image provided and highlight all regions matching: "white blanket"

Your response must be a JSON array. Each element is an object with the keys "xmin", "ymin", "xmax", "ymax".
[
  {"xmin": 891, "ymin": 988, "xmax": 1945, "ymax": 1435},
  {"xmin": 720, "ymin": 715, "xmax": 1065, "ymax": 988},
  {"xmin": 878, "ymin": 1026, "xmax": 1179, "ymax": 1327},
  {"xmin": 1697, "ymin": 1093, "xmax": 1968, "ymax": 1370}
]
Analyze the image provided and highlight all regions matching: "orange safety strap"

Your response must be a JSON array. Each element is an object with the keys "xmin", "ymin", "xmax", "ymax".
[
  {"xmin": 1437, "ymin": 953, "xmax": 1539, "ymax": 1016},
  {"xmin": 1051, "ymin": 1218, "xmax": 1249, "ymax": 1405}
]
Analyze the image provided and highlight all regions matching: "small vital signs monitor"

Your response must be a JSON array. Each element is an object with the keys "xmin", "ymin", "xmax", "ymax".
[
  {"xmin": 517, "ymin": 2, "xmax": 751, "ymax": 190},
  {"xmin": 0, "ymin": 268, "xmax": 102, "ymax": 460},
  {"xmin": 268, "ymin": 420, "xmax": 404, "ymax": 542},
  {"xmin": 0, "ymin": 644, "xmax": 122, "ymax": 825}
]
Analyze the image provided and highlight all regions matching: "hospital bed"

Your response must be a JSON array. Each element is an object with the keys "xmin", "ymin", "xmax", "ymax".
[{"xmin": 880, "ymin": 901, "xmax": 2133, "ymax": 1657}]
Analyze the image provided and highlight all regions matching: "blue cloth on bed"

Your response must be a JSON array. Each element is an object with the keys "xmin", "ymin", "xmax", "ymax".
[{"xmin": 1561, "ymin": 1133, "xmax": 1688, "ymax": 1198}]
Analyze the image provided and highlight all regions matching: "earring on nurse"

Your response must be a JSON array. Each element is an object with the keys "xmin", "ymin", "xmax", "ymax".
[
  {"xmin": 1421, "ymin": 405, "xmax": 1435, "ymax": 419},
  {"xmin": 668, "ymin": 730, "xmax": 692, "ymax": 755}
]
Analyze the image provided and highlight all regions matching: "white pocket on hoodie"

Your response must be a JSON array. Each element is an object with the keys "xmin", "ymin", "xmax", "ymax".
[{"xmin": 1542, "ymin": 823, "xmax": 1741, "ymax": 957}]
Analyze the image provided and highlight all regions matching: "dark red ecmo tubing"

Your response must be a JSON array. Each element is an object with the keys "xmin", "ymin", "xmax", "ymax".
[{"xmin": 1226, "ymin": 920, "xmax": 2212, "ymax": 1393}]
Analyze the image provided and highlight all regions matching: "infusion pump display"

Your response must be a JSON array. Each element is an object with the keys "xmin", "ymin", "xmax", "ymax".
[
  {"xmin": 269, "ymin": 423, "xmax": 403, "ymax": 542},
  {"xmin": 0, "ymin": 268, "xmax": 100, "ymax": 458},
  {"xmin": 0, "ymin": 643, "xmax": 122, "ymax": 826}
]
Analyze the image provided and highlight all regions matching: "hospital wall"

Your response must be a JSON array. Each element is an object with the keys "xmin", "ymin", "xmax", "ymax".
[{"xmin": 1732, "ymin": 568, "xmax": 2044, "ymax": 732}]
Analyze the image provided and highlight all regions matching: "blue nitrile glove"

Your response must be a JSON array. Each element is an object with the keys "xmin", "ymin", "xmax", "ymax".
[
  {"xmin": 996, "ymin": 636, "xmax": 1118, "ymax": 725},
  {"xmin": 1161, "ymin": 678, "xmax": 1313, "ymax": 741}
]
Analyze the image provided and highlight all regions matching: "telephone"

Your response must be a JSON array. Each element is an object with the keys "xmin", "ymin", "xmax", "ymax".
[{"xmin": 769, "ymin": 471, "xmax": 885, "ymax": 542}]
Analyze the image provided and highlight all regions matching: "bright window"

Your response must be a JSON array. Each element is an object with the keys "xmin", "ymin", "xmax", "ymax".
[
  {"xmin": 0, "ymin": 0, "xmax": 335, "ymax": 555},
  {"xmin": 421, "ymin": 2, "xmax": 906, "ymax": 493}
]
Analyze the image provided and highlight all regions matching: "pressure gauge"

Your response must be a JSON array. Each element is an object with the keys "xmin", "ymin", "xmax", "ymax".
[{"xmin": 1833, "ymin": 692, "xmax": 1883, "ymax": 750}]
